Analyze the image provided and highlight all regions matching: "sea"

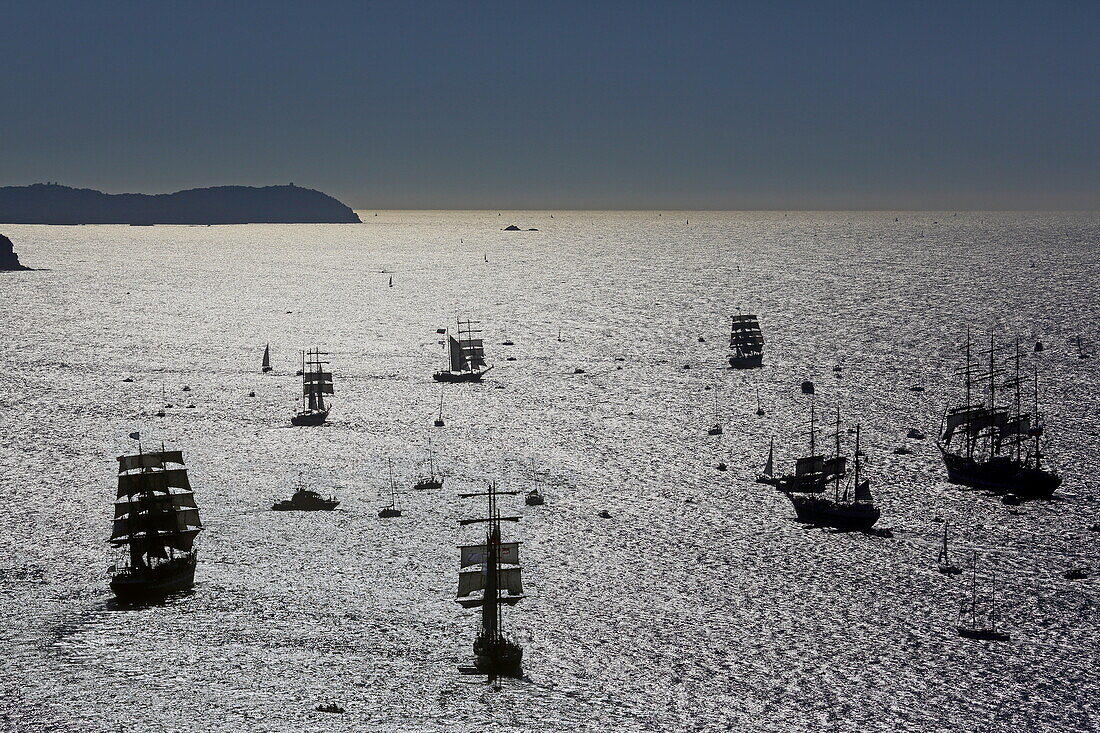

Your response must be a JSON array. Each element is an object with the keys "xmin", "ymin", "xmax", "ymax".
[{"xmin": 0, "ymin": 211, "xmax": 1097, "ymax": 732}]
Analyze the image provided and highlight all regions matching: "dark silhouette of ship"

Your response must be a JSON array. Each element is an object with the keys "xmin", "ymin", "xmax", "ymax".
[
  {"xmin": 291, "ymin": 348, "xmax": 334, "ymax": 426},
  {"xmin": 765, "ymin": 402, "xmax": 846, "ymax": 493},
  {"xmin": 456, "ymin": 482, "xmax": 526, "ymax": 679},
  {"xmin": 785, "ymin": 408, "xmax": 881, "ymax": 531},
  {"xmin": 261, "ymin": 344, "xmax": 273, "ymax": 373},
  {"xmin": 273, "ymin": 473, "xmax": 339, "ymax": 511},
  {"xmin": 434, "ymin": 318, "xmax": 492, "ymax": 382},
  {"xmin": 728, "ymin": 313, "xmax": 764, "ymax": 369},
  {"xmin": 938, "ymin": 331, "xmax": 1060, "ymax": 499},
  {"xmin": 413, "ymin": 438, "xmax": 443, "ymax": 491},
  {"xmin": 109, "ymin": 443, "xmax": 203, "ymax": 598},
  {"xmin": 937, "ymin": 521, "xmax": 963, "ymax": 575}
]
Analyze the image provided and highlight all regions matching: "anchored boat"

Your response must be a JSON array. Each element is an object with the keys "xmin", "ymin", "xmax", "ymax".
[
  {"xmin": 413, "ymin": 437, "xmax": 444, "ymax": 491},
  {"xmin": 456, "ymin": 482, "xmax": 526, "ymax": 679},
  {"xmin": 957, "ymin": 554, "xmax": 1010, "ymax": 642},
  {"xmin": 291, "ymin": 348, "xmax": 334, "ymax": 426},
  {"xmin": 262, "ymin": 343, "xmax": 273, "ymax": 373},
  {"xmin": 273, "ymin": 472, "xmax": 339, "ymax": 511},
  {"xmin": 109, "ymin": 442, "xmax": 203, "ymax": 598}
]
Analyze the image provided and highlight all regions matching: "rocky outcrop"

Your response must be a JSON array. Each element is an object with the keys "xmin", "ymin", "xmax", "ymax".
[
  {"xmin": 0, "ymin": 233, "xmax": 30, "ymax": 270},
  {"xmin": 0, "ymin": 183, "xmax": 361, "ymax": 224}
]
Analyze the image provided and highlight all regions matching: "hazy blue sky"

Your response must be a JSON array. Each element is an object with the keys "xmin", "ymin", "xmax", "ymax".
[{"xmin": 2, "ymin": 1, "xmax": 1097, "ymax": 209}]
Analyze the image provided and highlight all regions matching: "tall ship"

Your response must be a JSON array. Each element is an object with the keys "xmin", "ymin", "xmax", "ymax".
[
  {"xmin": 456, "ymin": 482, "xmax": 526, "ymax": 678},
  {"xmin": 938, "ymin": 331, "xmax": 1060, "ymax": 499},
  {"xmin": 434, "ymin": 318, "xmax": 492, "ymax": 383},
  {"xmin": 764, "ymin": 402, "xmax": 847, "ymax": 493},
  {"xmin": 785, "ymin": 409, "xmax": 880, "ymax": 531},
  {"xmin": 728, "ymin": 313, "xmax": 764, "ymax": 369},
  {"xmin": 291, "ymin": 348, "xmax": 334, "ymax": 426},
  {"xmin": 110, "ymin": 442, "xmax": 203, "ymax": 598}
]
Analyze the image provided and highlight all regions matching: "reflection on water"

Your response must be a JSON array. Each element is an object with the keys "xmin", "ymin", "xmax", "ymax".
[{"xmin": 0, "ymin": 211, "xmax": 1098, "ymax": 731}]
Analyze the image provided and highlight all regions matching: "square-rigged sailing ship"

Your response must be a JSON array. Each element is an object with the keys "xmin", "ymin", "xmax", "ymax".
[{"xmin": 434, "ymin": 318, "xmax": 492, "ymax": 382}]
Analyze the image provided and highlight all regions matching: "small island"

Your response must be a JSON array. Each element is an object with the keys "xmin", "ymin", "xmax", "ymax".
[
  {"xmin": 0, "ymin": 233, "xmax": 31, "ymax": 271},
  {"xmin": 0, "ymin": 183, "xmax": 361, "ymax": 225}
]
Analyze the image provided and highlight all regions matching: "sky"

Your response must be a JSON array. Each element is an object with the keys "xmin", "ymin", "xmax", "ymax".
[{"xmin": 1, "ymin": 1, "xmax": 1098, "ymax": 210}]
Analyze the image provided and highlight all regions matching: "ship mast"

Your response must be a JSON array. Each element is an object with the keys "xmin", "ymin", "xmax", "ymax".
[{"xmin": 833, "ymin": 406, "xmax": 842, "ymax": 503}]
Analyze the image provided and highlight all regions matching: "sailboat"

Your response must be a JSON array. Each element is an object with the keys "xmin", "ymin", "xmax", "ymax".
[
  {"xmin": 456, "ymin": 481, "xmax": 526, "ymax": 678},
  {"xmin": 1078, "ymin": 336, "xmax": 1091, "ymax": 359},
  {"xmin": 728, "ymin": 313, "xmax": 764, "ymax": 369},
  {"xmin": 273, "ymin": 472, "xmax": 339, "ymax": 511},
  {"xmin": 957, "ymin": 554, "xmax": 1010, "ymax": 641},
  {"xmin": 785, "ymin": 411, "xmax": 881, "ymax": 531},
  {"xmin": 291, "ymin": 348, "xmax": 334, "ymax": 426},
  {"xmin": 434, "ymin": 318, "xmax": 492, "ymax": 382},
  {"xmin": 413, "ymin": 438, "xmax": 443, "ymax": 491},
  {"xmin": 937, "ymin": 521, "xmax": 963, "ymax": 575},
  {"xmin": 262, "ymin": 344, "xmax": 273, "ymax": 373},
  {"xmin": 938, "ymin": 332, "xmax": 1060, "ymax": 498},
  {"xmin": 434, "ymin": 384, "xmax": 445, "ymax": 427},
  {"xmin": 379, "ymin": 460, "xmax": 402, "ymax": 518},
  {"xmin": 109, "ymin": 442, "xmax": 203, "ymax": 598},
  {"xmin": 755, "ymin": 387, "xmax": 765, "ymax": 416},
  {"xmin": 769, "ymin": 402, "xmax": 846, "ymax": 493},
  {"xmin": 707, "ymin": 391, "xmax": 723, "ymax": 435},
  {"xmin": 755, "ymin": 437, "xmax": 776, "ymax": 484}
]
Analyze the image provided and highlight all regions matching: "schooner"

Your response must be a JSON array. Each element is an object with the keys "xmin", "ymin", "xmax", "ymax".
[
  {"xmin": 109, "ymin": 441, "xmax": 203, "ymax": 598},
  {"xmin": 292, "ymin": 348, "xmax": 334, "ymax": 426},
  {"xmin": 456, "ymin": 481, "xmax": 526, "ymax": 678},
  {"xmin": 434, "ymin": 318, "xmax": 491, "ymax": 382}
]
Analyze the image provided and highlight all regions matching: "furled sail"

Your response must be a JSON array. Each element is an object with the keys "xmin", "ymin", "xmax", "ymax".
[{"xmin": 460, "ymin": 542, "xmax": 521, "ymax": 568}]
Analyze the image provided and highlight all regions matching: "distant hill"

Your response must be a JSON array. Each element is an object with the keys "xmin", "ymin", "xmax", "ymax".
[{"xmin": 0, "ymin": 183, "xmax": 361, "ymax": 224}]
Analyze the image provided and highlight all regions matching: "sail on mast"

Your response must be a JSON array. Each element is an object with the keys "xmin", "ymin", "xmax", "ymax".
[{"xmin": 112, "ymin": 449, "xmax": 203, "ymax": 564}]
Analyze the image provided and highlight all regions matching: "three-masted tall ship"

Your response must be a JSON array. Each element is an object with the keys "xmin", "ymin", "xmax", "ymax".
[
  {"xmin": 110, "ymin": 443, "xmax": 203, "ymax": 598},
  {"xmin": 455, "ymin": 482, "xmax": 526, "ymax": 678},
  {"xmin": 728, "ymin": 313, "xmax": 764, "ymax": 369},
  {"xmin": 292, "ymin": 348, "xmax": 334, "ymax": 426},
  {"xmin": 434, "ymin": 318, "xmax": 491, "ymax": 383},
  {"xmin": 938, "ymin": 331, "xmax": 1061, "ymax": 499},
  {"xmin": 785, "ymin": 409, "xmax": 880, "ymax": 531}
]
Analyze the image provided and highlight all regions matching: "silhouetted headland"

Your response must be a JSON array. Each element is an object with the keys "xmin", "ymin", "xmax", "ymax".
[
  {"xmin": 0, "ymin": 233, "xmax": 31, "ymax": 270},
  {"xmin": 0, "ymin": 183, "xmax": 361, "ymax": 224}
]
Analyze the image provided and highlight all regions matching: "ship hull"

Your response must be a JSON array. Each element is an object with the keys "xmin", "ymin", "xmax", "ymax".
[
  {"xmin": 473, "ymin": 635, "xmax": 523, "ymax": 678},
  {"xmin": 291, "ymin": 408, "xmax": 329, "ymax": 426},
  {"xmin": 728, "ymin": 354, "xmax": 763, "ymax": 369},
  {"xmin": 272, "ymin": 500, "xmax": 339, "ymax": 511},
  {"xmin": 938, "ymin": 445, "xmax": 1060, "ymax": 498},
  {"xmin": 110, "ymin": 555, "xmax": 197, "ymax": 599},
  {"xmin": 787, "ymin": 494, "xmax": 880, "ymax": 531},
  {"xmin": 957, "ymin": 626, "xmax": 1009, "ymax": 642},
  {"xmin": 433, "ymin": 370, "xmax": 484, "ymax": 383}
]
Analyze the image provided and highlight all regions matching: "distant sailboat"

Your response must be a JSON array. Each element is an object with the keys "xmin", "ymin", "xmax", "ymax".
[
  {"xmin": 379, "ymin": 460, "xmax": 402, "ymax": 518},
  {"xmin": 957, "ymin": 554, "xmax": 1010, "ymax": 641},
  {"xmin": 937, "ymin": 521, "xmax": 963, "ymax": 575},
  {"xmin": 1078, "ymin": 336, "xmax": 1091, "ymax": 359},
  {"xmin": 434, "ymin": 318, "xmax": 492, "ymax": 383},
  {"xmin": 707, "ymin": 391, "xmax": 723, "ymax": 435},
  {"xmin": 291, "ymin": 348, "xmax": 333, "ymax": 426},
  {"xmin": 388, "ymin": 275, "xmax": 393, "ymax": 288},
  {"xmin": 413, "ymin": 438, "xmax": 443, "ymax": 491},
  {"xmin": 755, "ymin": 387, "xmax": 765, "ymax": 416},
  {"xmin": 109, "ymin": 442, "xmax": 203, "ymax": 598},
  {"xmin": 434, "ymin": 385, "xmax": 445, "ymax": 427},
  {"xmin": 756, "ymin": 437, "xmax": 775, "ymax": 484},
  {"xmin": 262, "ymin": 344, "xmax": 273, "ymax": 373}
]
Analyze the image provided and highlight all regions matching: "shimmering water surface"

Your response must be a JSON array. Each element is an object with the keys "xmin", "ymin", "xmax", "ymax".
[{"xmin": 1, "ymin": 211, "xmax": 1098, "ymax": 732}]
